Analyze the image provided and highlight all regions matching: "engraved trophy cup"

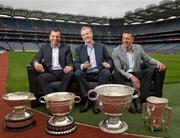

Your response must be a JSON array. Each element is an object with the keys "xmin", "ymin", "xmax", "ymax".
[
  {"xmin": 2, "ymin": 92, "xmax": 36, "ymax": 131},
  {"xmin": 142, "ymin": 96, "xmax": 172, "ymax": 131},
  {"xmin": 88, "ymin": 84, "xmax": 139, "ymax": 133},
  {"xmin": 39, "ymin": 92, "xmax": 81, "ymax": 135}
]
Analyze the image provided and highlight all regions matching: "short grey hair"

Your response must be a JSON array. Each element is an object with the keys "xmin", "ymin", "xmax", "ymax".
[{"xmin": 80, "ymin": 26, "xmax": 93, "ymax": 34}]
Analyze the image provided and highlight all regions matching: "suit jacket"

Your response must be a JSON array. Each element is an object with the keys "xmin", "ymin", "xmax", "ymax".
[
  {"xmin": 32, "ymin": 43, "xmax": 73, "ymax": 71},
  {"xmin": 112, "ymin": 44, "xmax": 159, "ymax": 79},
  {"xmin": 74, "ymin": 42, "xmax": 113, "ymax": 71}
]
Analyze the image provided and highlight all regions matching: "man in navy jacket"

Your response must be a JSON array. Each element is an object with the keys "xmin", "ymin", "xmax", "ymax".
[
  {"xmin": 74, "ymin": 26, "xmax": 113, "ymax": 113},
  {"xmin": 32, "ymin": 28, "xmax": 74, "ymax": 95}
]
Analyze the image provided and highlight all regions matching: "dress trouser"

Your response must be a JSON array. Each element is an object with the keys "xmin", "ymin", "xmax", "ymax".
[
  {"xmin": 74, "ymin": 69, "xmax": 111, "ymax": 98},
  {"xmin": 153, "ymin": 68, "xmax": 166, "ymax": 97},
  {"xmin": 37, "ymin": 70, "xmax": 74, "ymax": 95},
  {"xmin": 112, "ymin": 68, "xmax": 153, "ymax": 100}
]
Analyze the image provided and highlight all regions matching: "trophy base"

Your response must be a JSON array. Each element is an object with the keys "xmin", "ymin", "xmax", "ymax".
[
  {"xmin": 3, "ymin": 117, "xmax": 36, "ymax": 132},
  {"xmin": 5, "ymin": 110, "xmax": 33, "ymax": 121},
  {"xmin": 99, "ymin": 119, "xmax": 128, "ymax": 134},
  {"xmin": 144, "ymin": 121, "xmax": 163, "ymax": 131},
  {"xmin": 45, "ymin": 115, "xmax": 76, "ymax": 135}
]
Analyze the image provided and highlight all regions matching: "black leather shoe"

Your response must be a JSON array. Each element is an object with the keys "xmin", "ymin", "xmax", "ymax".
[
  {"xmin": 128, "ymin": 102, "xmax": 137, "ymax": 113},
  {"xmin": 93, "ymin": 103, "xmax": 101, "ymax": 114},
  {"xmin": 136, "ymin": 103, "xmax": 142, "ymax": 113},
  {"xmin": 93, "ymin": 108, "xmax": 101, "ymax": 114},
  {"xmin": 80, "ymin": 100, "xmax": 89, "ymax": 112},
  {"xmin": 134, "ymin": 98, "xmax": 142, "ymax": 113}
]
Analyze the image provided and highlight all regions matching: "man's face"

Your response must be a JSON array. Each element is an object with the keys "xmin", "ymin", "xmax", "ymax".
[
  {"xmin": 122, "ymin": 33, "xmax": 134, "ymax": 49},
  {"xmin": 49, "ymin": 30, "xmax": 61, "ymax": 47},
  {"xmin": 81, "ymin": 28, "xmax": 93, "ymax": 44}
]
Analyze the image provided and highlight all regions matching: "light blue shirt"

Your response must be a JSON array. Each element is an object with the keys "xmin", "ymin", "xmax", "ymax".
[
  {"xmin": 80, "ymin": 44, "xmax": 99, "ymax": 73},
  {"xmin": 87, "ymin": 46, "xmax": 97, "ymax": 68}
]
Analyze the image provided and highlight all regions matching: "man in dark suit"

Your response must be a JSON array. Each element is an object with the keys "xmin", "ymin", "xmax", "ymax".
[
  {"xmin": 74, "ymin": 26, "xmax": 113, "ymax": 114},
  {"xmin": 112, "ymin": 31, "xmax": 166, "ymax": 113},
  {"xmin": 31, "ymin": 28, "xmax": 74, "ymax": 95}
]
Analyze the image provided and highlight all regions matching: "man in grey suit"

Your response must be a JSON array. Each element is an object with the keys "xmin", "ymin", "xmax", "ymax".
[
  {"xmin": 112, "ymin": 31, "xmax": 166, "ymax": 113},
  {"xmin": 74, "ymin": 26, "xmax": 113, "ymax": 113},
  {"xmin": 32, "ymin": 28, "xmax": 74, "ymax": 95}
]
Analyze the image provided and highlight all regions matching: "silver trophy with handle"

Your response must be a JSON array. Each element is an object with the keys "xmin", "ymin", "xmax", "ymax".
[
  {"xmin": 88, "ymin": 84, "xmax": 139, "ymax": 134},
  {"xmin": 39, "ymin": 92, "xmax": 81, "ymax": 135}
]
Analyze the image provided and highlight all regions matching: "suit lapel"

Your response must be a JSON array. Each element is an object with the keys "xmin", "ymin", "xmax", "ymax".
[
  {"xmin": 46, "ymin": 44, "xmax": 52, "ymax": 65},
  {"xmin": 93, "ymin": 43, "xmax": 102, "ymax": 68},
  {"xmin": 121, "ymin": 47, "xmax": 128, "ymax": 66},
  {"xmin": 93, "ymin": 43, "xmax": 100, "ymax": 63},
  {"xmin": 59, "ymin": 44, "xmax": 64, "ymax": 67},
  {"xmin": 82, "ymin": 45, "xmax": 88, "ymax": 61},
  {"xmin": 133, "ymin": 45, "xmax": 138, "ymax": 68}
]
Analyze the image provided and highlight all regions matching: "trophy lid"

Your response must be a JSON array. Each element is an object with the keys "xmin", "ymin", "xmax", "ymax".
[{"xmin": 147, "ymin": 96, "xmax": 168, "ymax": 104}]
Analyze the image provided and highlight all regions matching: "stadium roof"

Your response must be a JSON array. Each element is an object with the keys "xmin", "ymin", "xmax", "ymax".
[
  {"xmin": 0, "ymin": 0, "xmax": 180, "ymax": 25},
  {"xmin": 0, "ymin": 4, "xmax": 109, "ymax": 25},
  {"xmin": 124, "ymin": 0, "xmax": 180, "ymax": 24}
]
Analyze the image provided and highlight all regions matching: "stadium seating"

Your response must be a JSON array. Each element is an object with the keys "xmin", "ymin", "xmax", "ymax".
[
  {"xmin": 1, "ymin": 16, "xmax": 180, "ymax": 54},
  {"xmin": 23, "ymin": 42, "xmax": 40, "ymax": 52},
  {"xmin": 0, "ymin": 41, "xmax": 11, "ymax": 51}
]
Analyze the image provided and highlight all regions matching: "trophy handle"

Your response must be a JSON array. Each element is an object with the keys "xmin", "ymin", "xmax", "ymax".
[
  {"xmin": 163, "ymin": 106, "xmax": 172, "ymax": 128},
  {"xmin": 142, "ymin": 103, "xmax": 151, "ymax": 128},
  {"xmin": 39, "ymin": 96, "xmax": 46, "ymax": 103},
  {"xmin": 74, "ymin": 96, "xmax": 81, "ymax": 103},
  {"xmin": 133, "ymin": 88, "xmax": 140, "ymax": 99},
  {"xmin": 29, "ymin": 93, "xmax": 36, "ymax": 101},
  {"xmin": 142, "ymin": 103, "xmax": 149, "ymax": 120},
  {"xmin": 88, "ymin": 89, "xmax": 97, "ymax": 101}
]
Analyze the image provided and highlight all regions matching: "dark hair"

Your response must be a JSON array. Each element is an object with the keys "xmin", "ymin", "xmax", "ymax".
[
  {"xmin": 48, "ymin": 28, "xmax": 62, "ymax": 35},
  {"xmin": 123, "ymin": 31, "xmax": 134, "ymax": 38}
]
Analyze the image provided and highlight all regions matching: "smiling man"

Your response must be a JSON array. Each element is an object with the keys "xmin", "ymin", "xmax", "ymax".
[
  {"xmin": 112, "ymin": 31, "xmax": 166, "ymax": 113},
  {"xmin": 74, "ymin": 26, "xmax": 114, "ymax": 114},
  {"xmin": 31, "ymin": 28, "xmax": 74, "ymax": 95}
]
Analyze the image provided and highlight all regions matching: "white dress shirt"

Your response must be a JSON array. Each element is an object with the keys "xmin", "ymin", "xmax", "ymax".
[
  {"xmin": 51, "ymin": 46, "xmax": 62, "ymax": 70},
  {"xmin": 126, "ymin": 50, "xmax": 134, "ymax": 73}
]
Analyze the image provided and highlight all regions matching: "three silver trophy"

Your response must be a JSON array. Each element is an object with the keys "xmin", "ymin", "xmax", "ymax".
[{"xmin": 2, "ymin": 84, "xmax": 172, "ymax": 135}]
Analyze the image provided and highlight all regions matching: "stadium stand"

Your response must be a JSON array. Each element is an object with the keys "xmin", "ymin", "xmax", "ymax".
[
  {"xmin": 0, "ymin": 41, "xmax": 11, "ymax": 51},
  {"xmin": 8, "ymin": 41, "xmax": 23, "ymax": 51},
  {"xmin": 0, "ymin": 0, "xmax": 180, "ymax": 53},
  {"xmin": 21, "ymin": 42, "xmax": 40, "ymax": 52}
]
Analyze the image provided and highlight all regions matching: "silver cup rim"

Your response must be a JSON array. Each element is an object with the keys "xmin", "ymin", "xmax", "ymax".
[
  {"xmin": 93, "ymin": 84, "xmax": 134, "ymax": 96},
  {"xmin": 42, "ymin": 92, "xmax": 77, "ymax": 102},
  {"xmin": 147, "ymin": 96, "xmax": 168, "ymax": 104},
  {"xmin": 2, "ymin": 92, "xmax": 35, "ymax": 101}
]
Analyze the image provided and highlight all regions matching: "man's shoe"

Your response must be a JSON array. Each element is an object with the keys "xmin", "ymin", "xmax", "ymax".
[
  {"xmin": 136, "ymin": 103, "xmax": 142, "ymax": 113},
  {"xmin": 80, "ymin": 100, "xmax": 89, "ymax": 112},
  {"xmin": 134, "ymin": 98, "xmax": 142, "ymax": 113},
  {"xmin": 93, "ymin": 106, "xmax": 101, "ymax": 114},
  {"xmin": 128, "ymin": 102, "xmax": 137, "ymax": 113},
  {"xmin": 92, "ymin": 102, "xmax": 101, "ymax": 114}
]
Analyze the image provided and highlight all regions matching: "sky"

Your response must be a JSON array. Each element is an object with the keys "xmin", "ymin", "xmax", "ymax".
[{"xmin": 0, "ymin": 0, "xmax": 164, "ymax": 18}]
